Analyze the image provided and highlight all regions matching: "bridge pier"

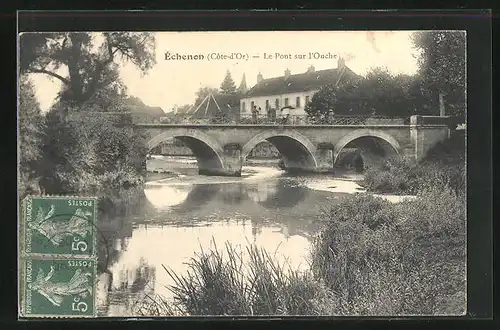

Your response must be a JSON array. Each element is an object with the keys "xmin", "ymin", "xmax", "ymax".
[
  {"xmin": 199, "ymin": 143, "xmax": 242, "ymax": 177},
  {"xmin": 314, "ymin": 147, "xmax": 334, "ymax": 173},
  {"xmin": 410, "ymin": 115, "xmax": 450, "ymax": 161}
]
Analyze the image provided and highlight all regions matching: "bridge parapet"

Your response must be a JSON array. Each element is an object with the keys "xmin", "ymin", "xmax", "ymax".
[
  {"xmin": 154, "ymin": 114, "xmax": 411, "ymax": 126},
  {"xmin": 410, "ymin": 115, "xmax": 452, "ymax": 126},
  {"xmin": 410, "ymin": 115, "xmax": 451, "ymax": 161}
]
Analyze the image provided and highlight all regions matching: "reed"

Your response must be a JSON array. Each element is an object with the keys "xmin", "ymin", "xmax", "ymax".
[{"xmin": 156, "ymin": 239, "xmax": 336, "ymax": 316}]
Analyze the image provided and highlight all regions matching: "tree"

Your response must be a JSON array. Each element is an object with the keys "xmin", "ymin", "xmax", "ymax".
[
  {"xmin": 18, "ymin": 75, "xmax": 45, "ymax": 196},
  {"xmin": 305, "ymin": 67, "xmax": 425, "ymax": 120},
  {"xmin": 194, "ymin": 87, "xmax": 219, "ymax": 106},
  {"xmin": 20, "ymin": 32, "xmax": 156, "ymax": 193},
  {"xmin": 20, "ymin": 32, "xmax": 156, "ymax": 107},
  {"xmin": 411, "ymin": 31, "xmax": 466, "ymax": 119},
  {"xmin": 220, "ymin": 70, "xmax": 237, "ymax": 94}
]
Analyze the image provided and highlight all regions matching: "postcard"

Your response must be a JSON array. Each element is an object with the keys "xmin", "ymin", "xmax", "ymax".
[{"xmin": 18, "ymin": 29, "xmax": 467, "ymax": 317}]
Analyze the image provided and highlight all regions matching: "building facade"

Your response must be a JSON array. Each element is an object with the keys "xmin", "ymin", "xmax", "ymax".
[{"xmin": 240, "ymin": 57, "xmax": 359, "ymax": 119}]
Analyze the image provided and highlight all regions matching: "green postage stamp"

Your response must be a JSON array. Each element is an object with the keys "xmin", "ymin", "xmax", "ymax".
[
  {"xmin": 21, "ymin": 257, "xmax": 96, "ymax": 317},
  {"xmin": 19, "ymin": 196, "xmax": 98, "ymax": 318},
  {"xmin": 21, "ymin": 196, "xmax": 97, "ymax": 257}
]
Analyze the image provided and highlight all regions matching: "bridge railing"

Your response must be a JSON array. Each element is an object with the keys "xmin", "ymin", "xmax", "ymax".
[
  {"xmin": 156, "ymin": 114, "xmax": 411, "ymax": 126},
  {"xmin": 64, "ymin": 111, "xmax": 411, "ymax": 126}
]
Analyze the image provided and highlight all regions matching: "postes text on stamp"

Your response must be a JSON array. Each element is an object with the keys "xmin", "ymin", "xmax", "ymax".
[
  {"xmin": 21, "ymin": 257, "xmax": 96, "ymax": 317},
  {"xmin": 22, "ymin": 196, "xmax": 97, "ymax": 257}
]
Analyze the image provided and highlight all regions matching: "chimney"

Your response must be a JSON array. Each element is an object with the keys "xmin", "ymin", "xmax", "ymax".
[
  {"xmin": 306, "ymin": 65, "xmax": 315, "ymax": 73},
  {"xmin": 337, "ymin": 56, "xmax": 346, "ymax": 68},
  {"xmin": 284, "ymin": 68, "xmax": 291, "ymax": 80},
  {"xmin": 257, "ymin": 72, "xmax": 263, "ymax": 83}
]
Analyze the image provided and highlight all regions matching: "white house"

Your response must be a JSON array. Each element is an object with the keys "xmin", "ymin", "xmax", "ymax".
[{"xmin": 240, "ymin": 57, "xmax": 359, "ymax": 119}]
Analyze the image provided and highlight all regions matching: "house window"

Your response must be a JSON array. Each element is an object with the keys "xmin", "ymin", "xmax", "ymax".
[
  {"xmin": 305, "ymin": 96, "xmax": 310, "ymax": 105},
  {"xmin": 275, "ymin": 98, "xmax": 279, "ymax": 109},
  {"xmin": 265, "ymin": 100, "xmax": 270, "ymax": 110},
  {"xmin": 284, "ymin": 98, "xmax": 289, "ymax": 107},
  {"xmin": 241, "ymin": 102, "xmax": 246, "ymax": 112},
  {"xmin": 296, "ymin": 96, "xmax": 301, "ymax": 108}
]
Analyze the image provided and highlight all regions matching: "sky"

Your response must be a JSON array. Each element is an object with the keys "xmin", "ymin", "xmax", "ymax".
[{"xmin": 27, "ymin": 31, "xmax": 421, "ymax": 113}]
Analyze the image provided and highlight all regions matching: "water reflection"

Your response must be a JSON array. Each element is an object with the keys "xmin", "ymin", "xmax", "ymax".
[
  {"xmin": 170, "ymin": 184, "xmax": 221, "ymax": 213},
  {"xmin": 97, "ymin": 222, "xmax": 311, "ymax": 316},
  {"xmin": 144, "ymin": 185, "xmax": 190, "ymax": 210},
  {"xmin": 246, "ymin": 179, "xmax": 309, "ymax": 209}
]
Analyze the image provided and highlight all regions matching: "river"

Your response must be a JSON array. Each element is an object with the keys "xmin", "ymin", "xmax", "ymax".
[{"xmin": 95, "ymin": 156, "xmax": 412, "ymax": 317}]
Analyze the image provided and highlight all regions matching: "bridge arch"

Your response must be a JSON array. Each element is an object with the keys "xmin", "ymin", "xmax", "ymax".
[
  {"xmin": 333, "ymin": 129, "xmax": 401, "ymax": 165},
  {"xmin": 241, "ymin": 130, "xmax": 318, "ymax": 170},
  {"xmin": 146, "ymin": 129, "xmax": 226, "ymax": 174}
]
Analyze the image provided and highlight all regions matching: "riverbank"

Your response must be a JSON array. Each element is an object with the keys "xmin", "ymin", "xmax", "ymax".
[
  {"xmin": 136, "ymin": 159, "xmax": 465, "ymax": 316},
  {"xmin": 99, "ymin": 138, "xmax": 466, "ymax": 317}
]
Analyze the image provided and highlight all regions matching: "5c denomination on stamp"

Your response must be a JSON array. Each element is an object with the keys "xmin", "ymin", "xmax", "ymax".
[
  {"xmin": 21, "ymin": 257, "xmax": 96, "ymax": 317},
  {"xmin": 22, "ymin": 196, "xmax": 97, "ymax": 257}
]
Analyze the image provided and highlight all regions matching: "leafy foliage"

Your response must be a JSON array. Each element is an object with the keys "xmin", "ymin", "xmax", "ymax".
[
  {"xmin": 311, "ymin": 188, "xmax": 466, "ymax": 315},
  {"xmin": 363, "ymin": 132, "xmax": 466, "ymax": 196},
  {"xmin": 39, "ymin": 105, "xmax": 147, "ymax": 194},
  {"xmin": 18, "ymin": 75, "xmax": 45, "ymax": 197},
  {"xmin": 20, "ymin": 32, "xmax": 156, "ymax": 105},
  {"xmin": 305, "ymin": 67, "xmax": 428, "ymax": 121},
  {"xmin": 411, "ymin": 31, "xmax": 466, "ymax": 119},
  {"xmin": 194, "ymin": 87, "xmax": 219, "ymax": 107},
  {"xmin": 19, "ymin": 32, "xmax": 156, "ymax": 194},
  {"xmin": 220, "ymin": 70, "xmax": 237, "ymax": 95}
]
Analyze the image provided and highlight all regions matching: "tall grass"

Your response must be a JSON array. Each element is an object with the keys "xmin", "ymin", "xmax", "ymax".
[{"xmin": 156, "ymin": 240, "xmax": 335, "ymax": 316}]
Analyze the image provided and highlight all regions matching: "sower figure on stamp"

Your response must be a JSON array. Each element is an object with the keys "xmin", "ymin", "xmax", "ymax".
[
  {"xmin": 29, "ymin": 205, "xmax": 93, "ymax": 247},
  {"xmin": 28, "ymin": 266, "xmax": 93, "ymax": 307}
]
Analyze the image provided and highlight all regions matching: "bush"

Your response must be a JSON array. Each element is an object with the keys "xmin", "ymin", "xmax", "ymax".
[
  {"xmin": 18, "ymin": 75, "xmax": 45, "ymax": 199},
  {"xmin": 311, "ymin": 188, "xmax": 466, "ymax": 315},
  {"xmin": 363, "ymin": 133, "xmax": 465, "ymax": 196},
  {"xmin": 39, "ymin": 107, "xmax": 147, "ymax": 194}
]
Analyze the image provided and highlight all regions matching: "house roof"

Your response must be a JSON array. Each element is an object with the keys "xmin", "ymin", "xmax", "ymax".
[
  {"xmin": 125, "ymin": 96, "xmax": 165, "ymax": 117},
  {"xmin": 244, "ymin": 65, "xmax": 359, "ymax": 98}
]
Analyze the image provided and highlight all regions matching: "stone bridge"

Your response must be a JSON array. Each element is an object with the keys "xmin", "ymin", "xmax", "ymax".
[{"xmin": 135, "ymin": 115, "xmax": 451, "ymax": 177}]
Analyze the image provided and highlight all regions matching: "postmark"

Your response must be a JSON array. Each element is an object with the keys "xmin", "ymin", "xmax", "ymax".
[
  {"xmin": 22, "ymin": 196, "xmax": 97, "ymax": 257},
  {"xmin": 21, "ymin": 257, "xmax": 97, "ymax": 317}
]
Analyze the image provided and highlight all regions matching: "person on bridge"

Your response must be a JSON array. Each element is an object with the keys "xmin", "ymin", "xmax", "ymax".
[
  {"xmin": 328, "ymin": 109, "xmax": 335, "ymax": 124},
  {"xmin": 252, "ymin": 106, "xmax": 259, "ymax": 124}
]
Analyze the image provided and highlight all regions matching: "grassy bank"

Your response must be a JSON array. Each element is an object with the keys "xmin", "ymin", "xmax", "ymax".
[
  {"xmin": 139, "ymin": 182, "xmax": 465, "ymax": 316},
  {"xmin": 363, "ymin": 132, "xmax": 465, "ymax": 196},
  {"xmin": 311, "ymin": 187, "xmax": 465, "ymax": 315}
]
